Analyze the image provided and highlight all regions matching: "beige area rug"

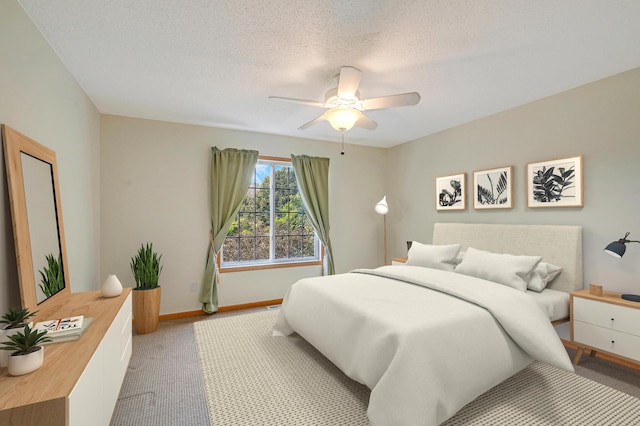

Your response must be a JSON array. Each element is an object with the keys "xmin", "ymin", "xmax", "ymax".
[{"xmin": 194, "ymin": 310, "xmax": 640, "ymax": 425}]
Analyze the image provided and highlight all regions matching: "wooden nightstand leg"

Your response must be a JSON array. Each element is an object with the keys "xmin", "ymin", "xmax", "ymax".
[
  {"xmin": 573, "ymin": 347, "xmax": 585, "ymax": 365},
  {"xmin": 589, "ymin": 350, "xmax": 598, "ymax": 358}
]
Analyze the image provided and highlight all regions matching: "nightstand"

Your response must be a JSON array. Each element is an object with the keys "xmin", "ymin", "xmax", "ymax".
[
  {"xmin": 391, "ymin": 257, "xmax": 407, "ymax": 265},
  {"xmin": 570, "ymin": 287, "xmax": 640, "ymax": 365}
]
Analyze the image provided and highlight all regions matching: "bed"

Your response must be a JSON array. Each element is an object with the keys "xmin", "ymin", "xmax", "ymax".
[
  {"xmin": 433, "ymin": 222, "xmax": 582, "ymax": 323},
  {"xmin": 273, "ymin": 223, "xmax": 583, "ymax": 426}
]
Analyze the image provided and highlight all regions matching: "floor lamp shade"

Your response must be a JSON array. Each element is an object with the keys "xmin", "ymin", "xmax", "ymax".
[{"xmin": 375, "ymin": 196, "xmax": 389, "ymax": 215}]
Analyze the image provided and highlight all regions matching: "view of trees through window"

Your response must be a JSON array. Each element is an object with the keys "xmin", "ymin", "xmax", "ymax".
[{"xmin": 222, "ymin": 160, "xmax": 318, "ymax": 265}]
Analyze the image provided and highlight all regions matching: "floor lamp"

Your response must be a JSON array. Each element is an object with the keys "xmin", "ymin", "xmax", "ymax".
[{"xmin": 375, "ymin": 196, "xmax": 389, "ymax": 265}]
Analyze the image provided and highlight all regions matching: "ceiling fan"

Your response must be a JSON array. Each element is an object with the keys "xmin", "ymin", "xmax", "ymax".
[{"xmin": 269, "ymin": 66, "xmax": 421, "ymax": 132}]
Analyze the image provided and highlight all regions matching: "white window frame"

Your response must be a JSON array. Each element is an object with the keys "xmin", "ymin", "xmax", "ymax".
[{"xmin": 220, "ymin": 157, "xmax": 321, "ymax": 271}]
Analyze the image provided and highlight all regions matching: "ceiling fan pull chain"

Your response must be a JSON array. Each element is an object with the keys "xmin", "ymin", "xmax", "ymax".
[{"xmin": 341, "ymin": 132, "xmax": 345, "ymax": 155}]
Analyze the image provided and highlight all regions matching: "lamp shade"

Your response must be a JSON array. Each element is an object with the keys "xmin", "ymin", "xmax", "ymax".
[
  {"xmin": 604, "ymin": 240, "xmax": 626, "ymax": 258},
  {"xmin": 374, "ymin": 196, "xmax": 389, "ymax": 215},
  {"xmin": 324, "ymin": 107, "xmax": 360, "ymax": 132}
]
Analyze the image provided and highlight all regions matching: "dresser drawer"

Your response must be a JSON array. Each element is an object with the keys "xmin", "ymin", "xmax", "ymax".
[
  {"xmin": 574, "ymin": 321, "xmax": 640, "ymax": 361},
  {"xmin": 573, "ymin": 297, "xmax": 640, "ymax": 336}
]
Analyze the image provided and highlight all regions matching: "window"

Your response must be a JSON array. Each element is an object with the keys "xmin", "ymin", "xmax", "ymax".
[{"xmin": 221, "ymin": 157, "xmax": 320, "ymax": 269}]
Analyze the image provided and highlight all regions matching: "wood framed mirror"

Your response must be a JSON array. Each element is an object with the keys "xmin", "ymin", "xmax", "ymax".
[{"xmin": 2, "ymin": 125, "xmax": 70, "ymax": 311}]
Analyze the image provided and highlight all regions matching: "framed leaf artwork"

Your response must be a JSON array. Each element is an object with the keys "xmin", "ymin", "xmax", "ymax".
[
  {"xmin": 436, "ymin": 173, "xmax": 466, "ymax": 211},
  {"xmin": 526, "ymin": 155, "xmax": 583, "ymax": 208},
  {"xmin": 473, "ymin": 166, "xmax": 513, "ymax": 209}
]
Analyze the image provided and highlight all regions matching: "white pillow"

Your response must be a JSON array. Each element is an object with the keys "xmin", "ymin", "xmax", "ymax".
[
  {"xmin": 454, "ymin": 247, "xmax": 542, "ymax": 292},
  {"xmin": 406, "ymin": 242, "xmax": 461, "ymax": 272},
  {"xmin": 527, "ymin": 262, "xmax": 563, "ymax": 292}
]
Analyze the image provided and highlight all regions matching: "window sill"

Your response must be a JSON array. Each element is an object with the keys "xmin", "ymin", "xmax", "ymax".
[{"xmin": 220, "ymin": 260, "xmax": 323, "ymax": 273}]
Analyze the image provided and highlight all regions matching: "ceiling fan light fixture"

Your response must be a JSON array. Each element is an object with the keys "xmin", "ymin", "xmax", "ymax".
[
  {"xmin": 271, "ymin": 66, "xmax": 418, "ymax": 132},
  {"xmin": 324, "ymin": 107, "xmax": 360, "ymax": 132}
]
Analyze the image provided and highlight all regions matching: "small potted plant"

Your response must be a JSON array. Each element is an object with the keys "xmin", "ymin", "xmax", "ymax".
[
  {"xmin": 1, "ymin": 324, "xmax": 51, "ymax": 375},
  {"xmin": 1, "ymin": 307, "xmax": 37, "ymax": 330},
  {"xmin": 130, "ymin": 243, "xmax": 163, "ymax": 334},
  {"xmin": 0, "ymin": 307, "xmax": 38, "ymax": 368}
]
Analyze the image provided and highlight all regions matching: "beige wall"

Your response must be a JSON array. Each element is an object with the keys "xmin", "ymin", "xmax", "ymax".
[
  {"xmin": 0, "ymin": 0, "xmax": 101, "ymax": 314},
  {"xmin": 388, "ymin": 67, "xmax": 640, "ymax": 294},
  {"xmin": 4, "ymin": 0, "xmax": 640, "ymax": 316},
  {"xmin": 100, "ymin": 115, "xmax": 387, "ymax": 314}
]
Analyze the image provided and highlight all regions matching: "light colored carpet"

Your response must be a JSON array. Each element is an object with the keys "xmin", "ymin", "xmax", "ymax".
[
  {"xmin": 442, "ymin": 362, "xmax": 640, "ymax": 425},
  {"xmin": 570, "ymin": 348, "xmax": 640, "ymax": 398},
  {"xmin": 194, "ymin": 309, "xmax": 369, "ymax": 425},
  {"xmin": 195, "ymin": 310, "xmax": 640, "ymax": 426},
  {"xmin": 110, "ymin": 316, "xmax": 211, "ymax": 426}
]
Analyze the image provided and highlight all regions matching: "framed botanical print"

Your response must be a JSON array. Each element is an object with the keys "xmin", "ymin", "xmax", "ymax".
[
  {"xmin": 526, "ymin": 155, "xmax": 583, "ymax": 208},
  {"xmin": 473, "ymin": 166, "xmax": 513, "ymax": 209},
  {"xmin": 436, "ymin": 173, "xmax": 466, "ymax": 211}
]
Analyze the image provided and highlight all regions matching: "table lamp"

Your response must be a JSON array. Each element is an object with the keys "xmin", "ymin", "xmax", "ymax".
[{"xmin": 604, "ymin": 232, "xmax": 640, "ymax": 302}]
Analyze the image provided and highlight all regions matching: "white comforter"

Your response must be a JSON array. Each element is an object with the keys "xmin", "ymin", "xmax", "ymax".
[{"xmin": 273, "ymin": 265, "xmax": 574, "ymax": 426}]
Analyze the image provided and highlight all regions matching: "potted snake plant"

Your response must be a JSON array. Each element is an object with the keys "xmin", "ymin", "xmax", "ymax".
[
  {"xmin": 130, "ymin": 243, "xmax": 163, "ymax": 334},
  {"xmin": 0, "ymin": 307, "xmax": 38, "ymax": 368},
  {"xmin": 1, "ymin": 324, "xmax": 51, "ymax": 375}
]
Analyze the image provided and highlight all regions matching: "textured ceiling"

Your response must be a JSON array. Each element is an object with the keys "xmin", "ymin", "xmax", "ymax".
[{"xmin": 17, "ymin": 0, "xmax": 640, "ymax": 148}]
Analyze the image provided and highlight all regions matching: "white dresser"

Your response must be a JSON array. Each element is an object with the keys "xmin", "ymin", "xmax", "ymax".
[
  {"xmin": 69, "ymin": 291, "xmax": 132, "ymax": 425},
  {"xmin": 0, "ymin": 289, "xmax": 132, "ymax": 425},
  {"xmin": 571, "ymin": 288, "xmax": 640, "ymax": 365}
]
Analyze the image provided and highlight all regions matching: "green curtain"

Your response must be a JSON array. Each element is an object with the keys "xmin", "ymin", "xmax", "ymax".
[
  {"xmin": 291, "ymin": 154, "xmax": 335, "ymax": 275},
  {"xmin": 200, "ymin": 147, "xmax": 259, "ymax": 313}
]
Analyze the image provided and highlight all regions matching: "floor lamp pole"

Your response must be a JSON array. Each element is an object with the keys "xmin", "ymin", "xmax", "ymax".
[
  {"xmin": 383, "ymin": 214, "xmax": 387, "ymax": 265},
  {"xmin": 374, "ymin": 195, "xmax": 390, "ymax": 266}
]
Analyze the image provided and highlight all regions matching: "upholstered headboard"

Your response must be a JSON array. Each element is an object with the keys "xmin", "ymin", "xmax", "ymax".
[{"xmin": 432, "ymin": 223, "xmax": 583, "ymax": 293}]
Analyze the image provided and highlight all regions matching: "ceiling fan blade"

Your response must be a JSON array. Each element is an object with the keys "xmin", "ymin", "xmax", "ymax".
[
  {"xmin": 337, "ymin": 66, "xmax": 362, "ymax": 99},
  {"xmin": 356, "ymin": 113, "xmax": 378, "ymax": 130},
  {"xmin": 298, "ymin": 115, "xmax": 326, "ymax": 130},
  {"xmin": 269, "ymin": 96, "xmax": 325, "ymax": 108},
  {"xmin": 362, "ymin": 92, "xmax": 421, "ymax": 110}
]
